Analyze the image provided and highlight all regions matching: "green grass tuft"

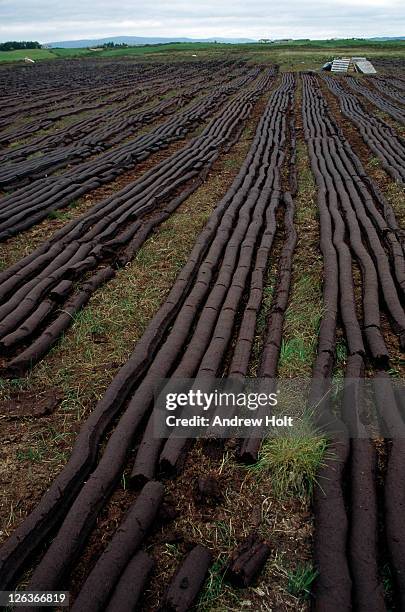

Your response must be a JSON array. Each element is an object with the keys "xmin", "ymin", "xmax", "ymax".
[
  {"xmin": 249, "ymin": 415, "xmax": 327, "ymax": 499},
  {"xmin": 287, "ymin": 563, "xmax": 318, "ymax": 599}
]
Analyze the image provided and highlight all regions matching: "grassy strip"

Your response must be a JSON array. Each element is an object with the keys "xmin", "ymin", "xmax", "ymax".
[{"xmin": 278, "ymin": 140, "xmax": 323, "ymax": 377}]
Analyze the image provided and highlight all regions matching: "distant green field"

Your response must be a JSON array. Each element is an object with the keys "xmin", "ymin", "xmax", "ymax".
[
  {"xmin": 1, "ymin": 39, "xmax": 405, "ymax": 70},
  {"xmin": 0, "ymin": 48, "xmax": 56, "ymax": 62},
  {"xmin": 51, "ymin": 47, "xmax": 95, "ymax": 58},
  {"xmin": 50, "ymin": 42, "xmax": 239, "ymax": 59},
  {"xmin": 248, "ymin": 46, "xmax": 405, "ymax": 71}
]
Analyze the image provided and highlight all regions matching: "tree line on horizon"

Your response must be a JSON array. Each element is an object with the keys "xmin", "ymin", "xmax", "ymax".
[{"xmin": 0, "ymin": 41, "xmax": 42, "ymax": 51}]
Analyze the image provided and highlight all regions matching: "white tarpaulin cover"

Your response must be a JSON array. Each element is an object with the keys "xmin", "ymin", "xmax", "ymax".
[{"xmin": 355, "ymin": 59, "xmax": 377, "ymax": 74}]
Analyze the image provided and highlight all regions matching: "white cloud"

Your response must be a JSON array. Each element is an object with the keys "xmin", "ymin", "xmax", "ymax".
[
  {"xmin": 0, "ymin": 0, "xmax": 403, "ymax": 42},
  {"xmin": 330, "ymin": 0, "xmax": 400, "ymax": 5}
]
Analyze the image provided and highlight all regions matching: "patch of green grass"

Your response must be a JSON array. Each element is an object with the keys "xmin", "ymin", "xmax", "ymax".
[
  {"xmin": 71, "ymin": 308, "xmax": 108, "ymax": 337},
  {"xmin": 16, "ymin": 447, "xmax": 43, "ymax": 462},
  {"xmin": 335, "ymin": 339, "xmax": 347, "ymax": 365},
  {"xmin": 59, "ymin": 386, "xmax": 86, "ymax": 420},
  {"xmin": 279, "ymin": 273, "xmax": 324, "ymax": 375},
  {"xmin": 287, "ymin": 563, "xmax": 318, "ymax": 600},
  {"xmin": 27, "ymin": 151, "xmax": 44, "ymax": 160},
  {"xmin": 0, "ymin": 376, "xmax": 30, "ymax": 398},
  {"xmin": 279, "ymin": 337, "xmax": 315, "ymax": 372},
  {"xmin": 333, "ymin": 338, "xmax": 348, "ymax": 379},
  {"xmin": 368, "ymin": 156, "xmax": 381, "ymax": 169},
  {"xmin": 46, "ymin": 201, "xmax": 81, "ymax": 222},
  {"xmin": 223, "ymin": 158, "xmax": 241, "ymax": 169},
  {"xmin": 15, "ymin": 427, "xmax": 72, "ymax": 464},
  {"xmin": 249, "ymin": 414, "xmax": 327, "ymax": 500},
  {"xmin": 47, "ymin": 210, "xmax": 70, "ymax": 221},
  {"xmin": 0, "ymin": 48, "xmax": 56, "ymax": 62},
  {"xmin": 195, "ymin": 554, "xmax": 245, "ymax": 611},
  {"xmin": 214, "ymin": 519, "xmax": 238, "ymax": 549},
  {"xmin": 9, "ymin": 377, "xmax": 30, "ymax": 391},
  {"xmin": 258, "ymin": 284, "xmax": 275, "ymax": 322},
  {"xmin": 296, "ymin": 141, "xmax": 316, "ymax": 188},
  {"xmin": 388, "ymin": 367, "xmax": 402, "ymax": 378},
  {"xmin": 384, "ymin": 181, "xmax": 405, "ymax": 229},
  {"xmin": 49, "ymin": 47, "xmax": 95, "ymax": 58},
  {"xmin": 197, "ymin": 557, "xmax": 227, "ymax": 611}
]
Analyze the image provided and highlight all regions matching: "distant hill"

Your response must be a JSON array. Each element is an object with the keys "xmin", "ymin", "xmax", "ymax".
[
  {"xmin": 47, "ymin": 36, "xmax": 256, "ymax": 48},
  {"xmin": 369, "ymin": 36, "xmax": 405, "ymax": 41}
]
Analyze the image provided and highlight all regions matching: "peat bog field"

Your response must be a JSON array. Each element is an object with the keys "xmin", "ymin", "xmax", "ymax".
[{"xmin": 0, "ymin": 54, "xmax": 404, "ymax": 611}]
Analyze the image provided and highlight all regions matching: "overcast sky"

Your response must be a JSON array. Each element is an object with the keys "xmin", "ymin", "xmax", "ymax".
[{"xmin": 0, "ymin": 0, "xmax": 404, "ymax": 43}]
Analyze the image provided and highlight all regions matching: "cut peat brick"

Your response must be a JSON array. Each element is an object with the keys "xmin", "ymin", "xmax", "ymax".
[
  {"xmin": 160, "ymin": 544, "xmax": 212, "ymax": 612},
  {"xmin": 225, "ymin": 532, "xmax": 271, "ymax": 587}
]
